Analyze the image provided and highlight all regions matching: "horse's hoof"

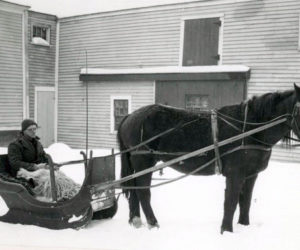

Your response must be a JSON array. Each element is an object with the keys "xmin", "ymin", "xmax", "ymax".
[
  {"xmin": 220, "ymin": 226, "xmax": 233, "ymax": 234},
  {"xmin": 147, "ymin": 222, "xmax": 160, "ymax": 230},
  {"xmin": 130, "ymin": 216, "xmax": 143, "ymax": 228},
  {"xmin": 238, "ymin": 218, "xmax": 250, "ymax": 226}
]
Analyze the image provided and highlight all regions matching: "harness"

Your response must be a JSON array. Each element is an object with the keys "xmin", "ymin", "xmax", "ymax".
[
  {"xmin": 291, "ymin": 102, "xmax": 300, "ymax": 136},
  {"xmin": 91, "ymin": 101, "xmax": 300, "ymax": 194},
  {"xmin": 128, "ymin": 101, "xmax": 300, "ymax": 177},
  {"xmin": 211, "ymin": 110, "xmax": 222, "ymax": 174},
  {"xmin": 211, "ymin": 102, "xmax": 250, "ymax": 175}
]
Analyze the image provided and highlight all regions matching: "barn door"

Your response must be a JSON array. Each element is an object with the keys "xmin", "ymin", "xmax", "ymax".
[
  {"xmin": 35, "ymin": 87, "xmax": 55, "ymax": 147},
  {"xmin": 182, "ymin": 17, "xmax": 221, "ymax": 66}
]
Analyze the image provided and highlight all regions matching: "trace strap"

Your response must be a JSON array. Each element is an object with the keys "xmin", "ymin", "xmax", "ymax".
[{"xmin": 211, "ymin": 110, "xmax": 222, "ymax": 174}]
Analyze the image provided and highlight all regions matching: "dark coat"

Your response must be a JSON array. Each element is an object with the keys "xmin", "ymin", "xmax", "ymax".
[{"xmin": 8, "ymin": 133, "xmax": 48, "ymax": 177}]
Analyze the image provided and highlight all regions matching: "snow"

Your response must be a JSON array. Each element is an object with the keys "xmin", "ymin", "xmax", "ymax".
[
  {"xmin": 31, "ymin": 37, "xmax": 50, "ymax": 46},
  {"xmin": 68, "ymin": 215, "xmax": 84, "ymax": 223},
  {"xmin": 80, "ymin": 65, "xmax": 250, "ymax": 75},
  {"xmin": 0, "ymin": 196, "xmax": 9, "ymax": 216},
  {"xmin": 0, "ymin": 143, "xmax": 300, "ymax": 250}
]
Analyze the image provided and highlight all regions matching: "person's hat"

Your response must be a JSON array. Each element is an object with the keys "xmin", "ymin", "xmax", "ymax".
[{"xmin": 21, "ymin": 119, "xmax": 38, "ymax": 132}]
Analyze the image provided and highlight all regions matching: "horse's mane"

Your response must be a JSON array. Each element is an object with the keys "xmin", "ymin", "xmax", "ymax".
[
  {"xmin": 247, "ymin": 89, "xmax": 294, "ymax": 120},
  {"xmin": 246, "ymin": 89, "xmax": 296, "ymax": 146}
]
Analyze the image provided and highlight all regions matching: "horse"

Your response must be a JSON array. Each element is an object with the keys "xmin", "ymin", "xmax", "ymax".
[{"xmin": 117, "ymin": 83, "xmax": 300, "ymax": 233}]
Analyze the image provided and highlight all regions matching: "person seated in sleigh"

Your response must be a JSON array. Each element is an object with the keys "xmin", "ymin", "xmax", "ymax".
[
  {"xmin": 7, "ymin": 119, "xmax": 80, "ymax": 201},
  {"xmin": 8, "ymin": 119, "xmax": 49, "ymax": 177}
]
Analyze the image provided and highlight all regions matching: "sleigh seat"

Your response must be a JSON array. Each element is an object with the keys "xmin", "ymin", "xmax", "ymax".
[{"xmin": 0, "ymin": 154, "xmax": 35, "ymax": 195}]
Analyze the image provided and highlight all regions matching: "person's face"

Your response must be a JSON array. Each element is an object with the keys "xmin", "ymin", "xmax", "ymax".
[{"xmin": 24, "ymin": 125, "xmax": 37, "ymax": 138}]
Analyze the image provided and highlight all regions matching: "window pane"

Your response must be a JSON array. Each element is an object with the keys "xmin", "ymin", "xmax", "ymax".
[
  {"xmin": 33, "ymin": 26, "xmax": 37, "ymax": 37},
  {"xmin": 32, "ymin": 25, "xmax": 48, "ymax": 41},
  {"xmin": 114, "ymin": 100, "xmax": 128, "ymax": 130},
  {"xmin": 185, "ymin": 95, "xmax": 209, "ymax": 113},
  {"xmin": 41, "ymin": 28, "xmax": 47, "ymax": 40}
]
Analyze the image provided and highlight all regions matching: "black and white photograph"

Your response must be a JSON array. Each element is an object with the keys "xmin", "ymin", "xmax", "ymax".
[{"xmin": 0, "ymin": 0, "xmax": 300, "ymax": 249}]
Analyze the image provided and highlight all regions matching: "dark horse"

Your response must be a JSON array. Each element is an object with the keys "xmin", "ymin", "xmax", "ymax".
[{"xmin": 117, "ymin": 84, "xmax": 300, "ymax": 233}]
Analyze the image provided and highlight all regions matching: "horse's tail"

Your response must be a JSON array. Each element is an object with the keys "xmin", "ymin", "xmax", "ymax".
[{"xmin": 117, "ymin": 115, "xmax": 133, "ymax": 198}]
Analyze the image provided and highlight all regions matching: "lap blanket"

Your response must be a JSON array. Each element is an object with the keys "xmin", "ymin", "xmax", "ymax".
[{"xmin": 17, "ymin": 168, "xmax": 81, "ymax": 202}]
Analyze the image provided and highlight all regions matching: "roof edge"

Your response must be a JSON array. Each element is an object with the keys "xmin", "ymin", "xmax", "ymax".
[
  {"xmin": 80, "ymin": 65, "xmax": 251, "ymax": 82},
  {"xmin": 59, "ymin": 0, "xmax": 253, "ymax": 21},
  {"xmin": 0, "ymin": 0, "xmax": 30, "ymax": 13},
  {"xmin": 80, "ymin": 65, "xmax": 251, "ymax": 75}
]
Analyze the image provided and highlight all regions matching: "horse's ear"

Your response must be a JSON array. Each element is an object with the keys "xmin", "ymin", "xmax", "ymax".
[{"xmin": 294, "ymin": 83, "xmax": 300, "ymax": 100}]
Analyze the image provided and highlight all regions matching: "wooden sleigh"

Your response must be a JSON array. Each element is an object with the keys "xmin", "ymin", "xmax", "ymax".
[{"xmin": 0, "ymin": 152, "xmax": 117, "ymax": 229}]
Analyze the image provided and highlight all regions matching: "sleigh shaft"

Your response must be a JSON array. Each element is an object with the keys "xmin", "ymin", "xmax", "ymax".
[{"xmin": 93, "ymin": 117, "xmax": 287, "ymax": 192}]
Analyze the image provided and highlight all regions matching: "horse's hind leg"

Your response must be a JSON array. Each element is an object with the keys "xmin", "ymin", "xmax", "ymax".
[
  {"xmin": 238, "ymin": 175, "xmax": 258, "ymax": 225},
  {"xmin": 129, "ymin": 155, "xmax": 158, "ymax": 228},
  {"xmin": 135, "ymin": 173, "xmax": 159, "ymax": 228},
  {"xmin": 128, "ymin": 189, "xmax": 142, "ymax": 228},
  {"xmin": 221, "ymin": 176, "xmax": 244, "ymax": 234}
]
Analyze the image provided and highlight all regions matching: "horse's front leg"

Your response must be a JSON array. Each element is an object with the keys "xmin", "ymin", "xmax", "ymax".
[
  {"xmin": 221, "ymin": 175, "xmax": 244, "ymax": 233},
  {"xmin": 238, "ymin": 174, "xmax": 258, "ymax": 225}
]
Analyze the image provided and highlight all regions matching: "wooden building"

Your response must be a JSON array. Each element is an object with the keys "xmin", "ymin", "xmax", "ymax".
[
  {"xmin": 0, "ymin": 0, "xmax": 57, "ymax": 147},
  {"xmin": 0, "ymin": 1, "xmax": 28, "ymax": 145},
  {"xmin": 56, "ymin": 0, "xmax": 300, "ymax": 161},
  {"xmin": 2, "ymin": 0, "xmax": 300, "ymax": 161}
]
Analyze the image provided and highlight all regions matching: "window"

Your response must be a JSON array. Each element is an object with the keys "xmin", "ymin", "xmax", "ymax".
[
  {"xmin": 185, "ymin": 94, "xmax": 209, "ymax": 112},
  {"xmin": 32, "ymin": 25, "xmax": 50, "ymax": 46},
  {"xmin": 110, "ymin": 96, "xmax": 131, "ymax": 132},
  {"xmin": 181, "ymin": 17, "xmax": 221, "ymax": 66}
]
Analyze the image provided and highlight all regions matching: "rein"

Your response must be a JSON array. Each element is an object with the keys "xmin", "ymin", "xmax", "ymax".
[
  {"xmin": 90, "ymin": 101, "xmax": 300, "ymax": 193},
  {"xmin": 57, "ymin": 102, "xmax": 300, "ymax": 168}
]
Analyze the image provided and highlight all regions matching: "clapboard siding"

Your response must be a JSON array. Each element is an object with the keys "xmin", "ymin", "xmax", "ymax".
[
  {"xmin": 0, "ymin": 9, "xmax": 23, "ymax": 128},
  {"xmin": 58, "ymin": 8, "xmax": 182, "ymax": 147},
  {"xmin": 58, "ymin": 0, "xmax": 300, "ymax": 159},
  {"xmin": 57, "ymin": 81, "xmax": 154, "ymax": 148},
  {"xmin": 27, "ymin": 11, "xmax": 57, "ymax": 119},
  {"xmin": 219, "ymin": 0, "xmax": 300, "ymax": 161}
]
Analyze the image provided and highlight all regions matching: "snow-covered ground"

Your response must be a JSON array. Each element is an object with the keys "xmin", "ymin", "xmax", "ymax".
[{"xmin": 0, "ymin": 143, "xmax": 299, "ymax": 250}]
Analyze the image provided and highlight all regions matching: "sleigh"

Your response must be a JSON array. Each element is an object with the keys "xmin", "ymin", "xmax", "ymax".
[
  {"xmin": 0, "ymin": 104, "xmax": 294, "ymax": 231},
  {"xmin": 0, "ymin": 152, "xmax": 117, "ymax": 229}
]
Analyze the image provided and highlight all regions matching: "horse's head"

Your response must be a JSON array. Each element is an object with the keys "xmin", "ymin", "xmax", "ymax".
[{"xmin": 291, "ymin": 83, "xmax": 300, "ymax": 138}]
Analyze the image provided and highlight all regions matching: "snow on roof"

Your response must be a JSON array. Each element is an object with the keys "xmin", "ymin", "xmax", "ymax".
[{"xmin": 80, "ymin": 65, "xmax": 250, "ymax": 75}]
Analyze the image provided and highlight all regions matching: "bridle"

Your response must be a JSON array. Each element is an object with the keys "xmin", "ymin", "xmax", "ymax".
[{"xmin": 290, "ymin": 102, "xmax": 300, "ymax": 137}]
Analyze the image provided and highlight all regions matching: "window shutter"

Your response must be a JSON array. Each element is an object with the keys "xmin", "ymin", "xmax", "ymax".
[{"xmin": 182, "ymin": 17, "xmax": 220, "ymax": 66}]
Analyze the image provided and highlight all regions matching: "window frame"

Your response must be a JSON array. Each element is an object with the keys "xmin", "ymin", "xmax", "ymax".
[
  {"xmin": 179, "ymin": 13, "xmax": 224, "ymax": 66},
  {"xmin": 110, "ymin": 95, "xmax": 132, "ymax": 133},
  {"xmin": 31, "ymin": 24, "xmax": 51, "ymax": 46}
]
